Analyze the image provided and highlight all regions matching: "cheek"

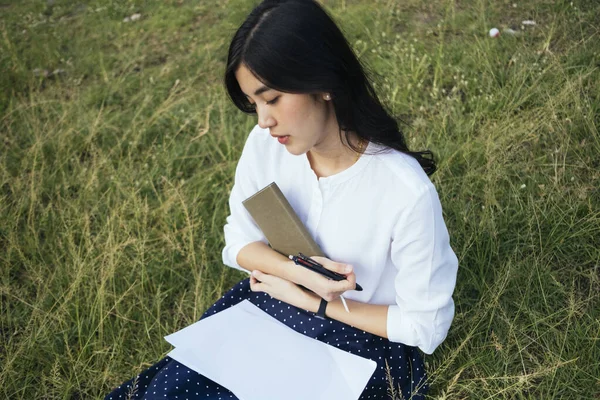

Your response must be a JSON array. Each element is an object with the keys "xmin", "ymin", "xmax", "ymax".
[
  {"xmin": 279, "ymin": 99, "xmax": 307, "ymax": 121},
  {"xmin": 282, "ymin": 97, "xmax": 325, "ymax": 125}
]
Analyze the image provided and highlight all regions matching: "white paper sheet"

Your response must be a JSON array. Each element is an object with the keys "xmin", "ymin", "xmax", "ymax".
[{"xmin": 165, "ymin": 300, "xmax": 377, "ymax": 400}]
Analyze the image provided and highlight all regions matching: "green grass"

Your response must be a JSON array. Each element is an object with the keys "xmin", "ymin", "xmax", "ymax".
[{"xmin": 1, "ymin": 0, "xmax": 599, "ymax": 398}]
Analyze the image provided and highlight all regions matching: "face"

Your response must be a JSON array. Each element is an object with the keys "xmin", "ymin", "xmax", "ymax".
[{"xmin": 235, "ymin": 64, "xmax": 338, "ymax": 156}]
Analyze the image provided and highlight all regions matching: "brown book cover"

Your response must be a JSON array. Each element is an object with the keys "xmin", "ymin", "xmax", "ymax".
[{"xmin": 242, "ymin": 182, "xmax": 325, "ymax": 258}]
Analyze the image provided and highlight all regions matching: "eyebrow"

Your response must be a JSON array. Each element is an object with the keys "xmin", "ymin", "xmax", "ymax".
[{"xmin": 244, "ymin": 85, "xmax": 272, "ymax": 98}]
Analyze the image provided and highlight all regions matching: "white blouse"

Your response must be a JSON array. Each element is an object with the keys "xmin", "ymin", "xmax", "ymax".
[{"xmin": 222, "ymin": 125, "xmax": 458, "ymax": 354}]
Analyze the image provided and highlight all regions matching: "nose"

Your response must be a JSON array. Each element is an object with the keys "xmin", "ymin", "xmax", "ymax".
[{"xmin": 257, "ymin": 105, "xmax": 276, "ymax": 129}]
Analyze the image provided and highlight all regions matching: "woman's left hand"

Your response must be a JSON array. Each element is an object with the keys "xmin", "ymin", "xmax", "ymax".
[{"xmin": 250, "ymin": 270, "xmax": 316, "ymax": 310}]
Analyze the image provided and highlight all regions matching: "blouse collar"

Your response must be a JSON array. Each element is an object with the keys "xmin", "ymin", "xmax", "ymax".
[{"xmin": 302, "ymin": 141, "xmax": 381, "ymax": 186}]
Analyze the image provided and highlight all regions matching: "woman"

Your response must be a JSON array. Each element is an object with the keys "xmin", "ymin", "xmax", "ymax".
[{"xmin": 105, "ymin": 0, "xmax": 458, "ymax": 399}]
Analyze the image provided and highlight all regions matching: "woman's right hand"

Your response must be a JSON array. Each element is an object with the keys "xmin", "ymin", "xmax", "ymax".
[{"xmin": 294, "ymin": 256, "xmax": 357, "ymax": 302}]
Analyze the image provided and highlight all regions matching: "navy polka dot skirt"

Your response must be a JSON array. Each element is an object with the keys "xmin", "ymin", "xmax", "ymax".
[{"xmin": 105, "ymin": 278, "xmax": 428, "ymax": 400}]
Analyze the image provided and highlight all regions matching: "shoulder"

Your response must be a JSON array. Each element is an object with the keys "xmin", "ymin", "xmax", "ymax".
[{"xmin": 368, "ymin": 145, "xmax": 436, "ymax": 202}]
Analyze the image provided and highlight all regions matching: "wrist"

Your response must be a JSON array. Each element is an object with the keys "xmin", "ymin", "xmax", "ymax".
[{"xmin": 283, "ymin": 259, "xmax": 305, "ymax": 285}]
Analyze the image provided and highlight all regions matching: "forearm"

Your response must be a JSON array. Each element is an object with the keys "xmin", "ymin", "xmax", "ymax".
[
  {"xmin": 239, "ymin": 242, "xmax": 378, "ymax": 334},
  {"xmin": 303, "ymin": 293, "xmax": 389, "ymax": 339},
  {"xmin": 236, "ymin": 241, "xmax": 307, "ymax": 284}
]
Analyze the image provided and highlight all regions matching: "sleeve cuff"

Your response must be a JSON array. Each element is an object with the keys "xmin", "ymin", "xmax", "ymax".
[
  {"xmin": 222, "ymin": 242, "xmax": 253, "ymax": 273},
  {"xmin": 222, "ymin": 238, "xmax": 271, "ymax": 273},
  {"xmin": 387, "ymin": 305, "xmax": 437, "ymax": 355}
]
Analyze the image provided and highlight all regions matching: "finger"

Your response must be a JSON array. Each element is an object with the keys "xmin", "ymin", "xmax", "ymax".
[
  {"xmin": 253, "ymin": 271, "xmax": 280, "ymax": 293},
  {"xmin": 250, "ymin": 274, "xmax": 265, "ymax": 292},
  {"xmin": 310, "ymin": 256, "xmax": 353, "ymax": 275},
  {"xmin": 252, "ymin": 270, "xmax": 274, "ymax": 284},
  {"xmin": 251, "ymin": 282, "xmax": 266, "ymax": 292},
  {"xmin": 346, "ymin": 272, "xmax": 357, "ymax": 290},
  {"xmin": 323, "ymin": 276, "xmax": 355, "ymax": 294},
  {"xmin": 250, "ymin": 273, "xmax": 258, "ymax": 287},
  {"xmin": 254, "ymin": 270, "xmax": 285, "ymax": 286},
  {"xmin": 251, "ymin": 270, "xmax": 262, "ymax": 281}
]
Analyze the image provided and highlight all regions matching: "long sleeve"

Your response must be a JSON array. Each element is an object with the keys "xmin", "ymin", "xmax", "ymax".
[
  {"xmin": 222, "ymin": 127, "xmax": 268, "ymax": 272},
  {"xmin": 387, "ymin": 183, "xmax": 458, "ymax": 354}
]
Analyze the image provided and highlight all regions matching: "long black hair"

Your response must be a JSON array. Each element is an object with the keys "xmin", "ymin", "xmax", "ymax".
[{"xmin": 224, "ymin": 0, "xmax": 436, "ymax": 175}]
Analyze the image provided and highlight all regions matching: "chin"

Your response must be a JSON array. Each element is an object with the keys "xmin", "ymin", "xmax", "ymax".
[{"xmin": 284, "ymin": 144, "xmax": 309, "ymax": 156}]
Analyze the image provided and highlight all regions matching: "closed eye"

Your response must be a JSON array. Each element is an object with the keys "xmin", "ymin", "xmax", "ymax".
[
  {"xmin": 244, "ymin": 95, "xmax": 279, "ymax": 109},
  {"xmin": 266, "ymin": 96, "xmax": 280, "ymax": 105}
]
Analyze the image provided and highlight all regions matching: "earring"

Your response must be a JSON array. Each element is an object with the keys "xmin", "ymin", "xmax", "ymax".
[{"xmin": 324, "ymin": 94, "xmax": 331, "ymax": 101}]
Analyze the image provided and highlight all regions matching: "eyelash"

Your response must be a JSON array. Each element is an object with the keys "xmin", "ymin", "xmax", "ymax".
[
  {"xmin": 266, "ymin": 96, "xmax": 280, "ymax": 105},
  {"xmin": 248, "ymin": 96, "xmax": 280, "ymax": 108}
]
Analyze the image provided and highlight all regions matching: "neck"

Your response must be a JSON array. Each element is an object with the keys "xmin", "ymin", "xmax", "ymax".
[{"xmin": 307, "ymin": 131, "xmax": 364, "ymax": 178}]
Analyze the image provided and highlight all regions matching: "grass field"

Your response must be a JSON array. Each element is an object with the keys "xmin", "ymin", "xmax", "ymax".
[{"xmin": 1, "ymin": 0, "xmax": 599, "ymax": 398}]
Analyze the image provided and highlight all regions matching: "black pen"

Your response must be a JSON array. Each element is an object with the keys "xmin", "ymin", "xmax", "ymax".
[
  {"xmin": 288, "ymin": 253, "xmax": 363, "ymax": 292},
  {"xmin": 298, "ymin": 253, "xmax": 364, "ymax": 292}
]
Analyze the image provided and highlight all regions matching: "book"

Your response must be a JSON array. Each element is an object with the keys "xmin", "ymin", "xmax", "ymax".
[
  {"xmin": 242, "ymin": 182, "xmax": 325, "ymax": 258},
  {"xmin": 243, "ymin": 182, "xmax": 363, "ymax": 293}
]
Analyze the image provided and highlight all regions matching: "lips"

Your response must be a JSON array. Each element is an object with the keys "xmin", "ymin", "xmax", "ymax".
[{"xmin": 271, "ymin": 133, "xmax": 290, "ymax": 145}]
